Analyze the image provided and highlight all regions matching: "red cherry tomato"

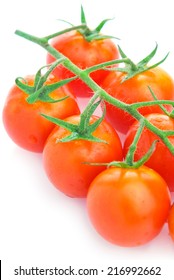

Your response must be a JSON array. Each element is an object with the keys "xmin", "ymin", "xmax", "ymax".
[
  {"xmin": 87, "ymin": 166, "xmax": 171, "ymax": 246},
  {"xmin": 43, "ymin": 115, "xmax": 123, "ymax": 198},
  {"xmin": 47, "ymin": 31, "xmax": 119, "ymax": 97},
  {"xmin": 3, "ymin": 75, "xmax": 80, "ymax": 152}
]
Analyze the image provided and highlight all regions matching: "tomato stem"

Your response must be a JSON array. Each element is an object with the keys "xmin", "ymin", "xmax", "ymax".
[
  {"xmin": 132, "ymin": 140, "xmax": 159, "ymax": 168},
  {"xmin": 125, "ymin": 119, "xmax": 145, "ymax": 166},
  {"xmin": 84, "ymin": 58, "xmax": 127, "ymax": 74},
  {"xmin": 148, "ymin": 86, "xmax": 171, "ymax": 116},
  {"xmin": 43, "ymin": 24, "xmax": 87, "ymax": 41},
  {"xmin": 123, "ymin": 119, "xmax": 159, "ymax": 168},
  {"xmin": 78, "ymin": 92, "xmax": 100, "ymax": 133}
]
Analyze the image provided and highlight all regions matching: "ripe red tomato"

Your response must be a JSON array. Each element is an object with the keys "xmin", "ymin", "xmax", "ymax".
[
  {"xmin": 87, "ymin": 166, "xmax": 171, "ymax": 247},
  {"xmin": 3, "ymin": 75, "xmax": 80, "ymax": 152},
  {"xmin": 43, "ymin": 115, "xmax": 123, "ymax": 198},
  {"xmin": 101, "ymin": 67, "xmax": 174, "ymax": 133},
  {"xmin": 46, "ymin": 31, "xmax": 119, "ymax": 97},
  {"xmin": 168, "ymin": 203, "xmax": 174, "ymax": 241},
  {"xmin": 123, "ymin": 113, "xmax": 174, "ymax": 192}
]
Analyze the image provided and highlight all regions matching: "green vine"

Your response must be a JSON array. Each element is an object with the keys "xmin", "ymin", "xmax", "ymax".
[{"xmin": 14, "ymin": 28, "xmax": 174, "ymax": 159}]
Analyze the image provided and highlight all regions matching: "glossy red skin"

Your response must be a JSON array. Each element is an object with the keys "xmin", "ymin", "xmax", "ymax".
[
  {"xmin": 101, "ymin": 67, "xmax": 174, "ymax": 133},
  {"xmin": 43, "ymin": 115, "xmax": 123, "ymax": 198},
  {"xmin": 123, "ymin": 113, "xmax": 174, "ymax": 192},
  {"xmin": 87, "ymin": 166, "xmax": 171, "ymax": 247},
  {"xmin": 3, "ymin": 75, "xmax": 80, "ymax": 152},
  {"xmin": 47, "ymin": 31, "xmax": 119, "ymax": 97},
  {"xmin": 168, "ymin": 203, "xmax": 174, "ymax": 241}
]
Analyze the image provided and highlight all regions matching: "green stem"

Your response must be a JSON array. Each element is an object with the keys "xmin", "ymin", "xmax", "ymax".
[
  {"xmin": 15, "ymin": 29, "xmax": 174, "ymax": 155},
  {"xmin": 15, "ymin": 30, "xmax": 48, "ymax": 45},
  {"xmin": 43, "ymin": 24, "xmax": 87, "ymax": 41},
  {"xmin": 84, "ymin": 58, "xmax": 128, "ymax": 74},
  {"xmin": 125, "ymin": 119, "xmax": 145, "ymax": 166},
  {"xmin": 79, "ymin": 92, "xmax": 100, "ymax": 132},
  {"xmin": 147, "ymin": 86, "xmax": 170, "ymax": 116},
  {"xmin": 133, "ymin": 140, "xmax": 159, "ymax": 168},
  {"xmin": 129, "ymin": 99, "xmax": 174, "ymax": 109}
]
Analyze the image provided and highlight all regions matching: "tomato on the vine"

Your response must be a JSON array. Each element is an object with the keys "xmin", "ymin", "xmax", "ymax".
[
  {"xmin": 2, "ymin": 75, "xmax": 80, "ymax": 152},
  {"xmin": 87, "ymin": 166, "xmax": 171, "ymax": 247},
  {"xmin": 47, "ymin": 30, "xmax": 119, "ymax": 97},
  {"xmin": 123, "ymin": 113, "xmax": 174, "ymax": 192},
  {"xmin": 43, "ymin": 115, "xmax": 123, "ymax": 198},
  {"xmin": 101, "ymin": 67, "xmax": 174, "ymax": 133},
  {"xmin": 168, "ymin": 203, "xmax": 174, "ymax": 241}
]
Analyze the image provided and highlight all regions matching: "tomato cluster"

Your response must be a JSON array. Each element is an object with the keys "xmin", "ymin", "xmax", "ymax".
[{"xmin": 2, "ymin": 10, "xmax": 174, "ymax": 247}]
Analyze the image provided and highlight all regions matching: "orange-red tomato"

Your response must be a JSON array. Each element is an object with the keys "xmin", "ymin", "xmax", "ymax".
[
  {"xmin": 123, "ymin": 113, "xmax": 174, "ymax": 192},
  {"xmin": 3, "ymin": 75, "xmax": 80, "ymax": 152},
  {"xmin": 168, "ymin": 203, "xmax": 174, "ymax": 241},
  {"xmin": 47, "ymin": 31, "xmax": 119, "ymax": 97},
  {"xmin": 87, "ymin": 166, "xmax": 171, "ymax": 247},
  {"xmin": 101, "ymin": 68, "xmax": 174, "ymax": 133},
  {"xmin": 43, "ymin": 115, "xmax": 123, "ymax": 198}
]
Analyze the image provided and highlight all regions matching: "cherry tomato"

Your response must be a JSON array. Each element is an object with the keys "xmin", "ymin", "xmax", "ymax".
[
  {"xmin": 101, "ymin": 67, "xmax": 174, "ymax": 133},
  {"xmin": 43, "ymin": 115, "xmax": 123, "ymax": 198},
  {"xmin": 3, "ymin": 75, "xmax": 80, "ymax": 152},
  {"xmin": 46, "ymin": 31, "xmax": 119, "ymax": 97},
  {"xmin": 123, "ymin": 113, "xmax": 174, "ymax": 192},
  {"xmin": 87, "ymin": 166, "xmax": 171, "ymax": 247},
  {"xmin": 168, "ymin": 203, "xmax": 174, "ymax": 241}
]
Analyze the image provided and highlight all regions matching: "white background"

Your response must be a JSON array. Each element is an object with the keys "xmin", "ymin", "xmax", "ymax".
[{"xmin": 1, "ymin": 0, "xmax": 174, "ymax": 279}]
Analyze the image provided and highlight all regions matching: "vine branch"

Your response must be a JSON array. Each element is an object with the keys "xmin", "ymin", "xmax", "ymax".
[{"xmin": 15, "ymin": 29, "xmax": 174, "ymax": 155}]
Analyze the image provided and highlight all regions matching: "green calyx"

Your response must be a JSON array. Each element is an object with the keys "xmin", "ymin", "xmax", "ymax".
[
  {"xmin": 79, "ymin": 5, "xmax": 119, "ymax": 42},
  {"xmin": 41, "ymin": 99, "xmax": 107, "ymax": 143},
  {"xmin": 15, "ymin": 59, "xmax": 76, "ymax": 104},
  {"xmin": 59, "ymin": 5, "xmax": 119, "ymax": 42},
  {"xmin": 107, "ymin": 44, "xmax": 169, "ymax": 82}
]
